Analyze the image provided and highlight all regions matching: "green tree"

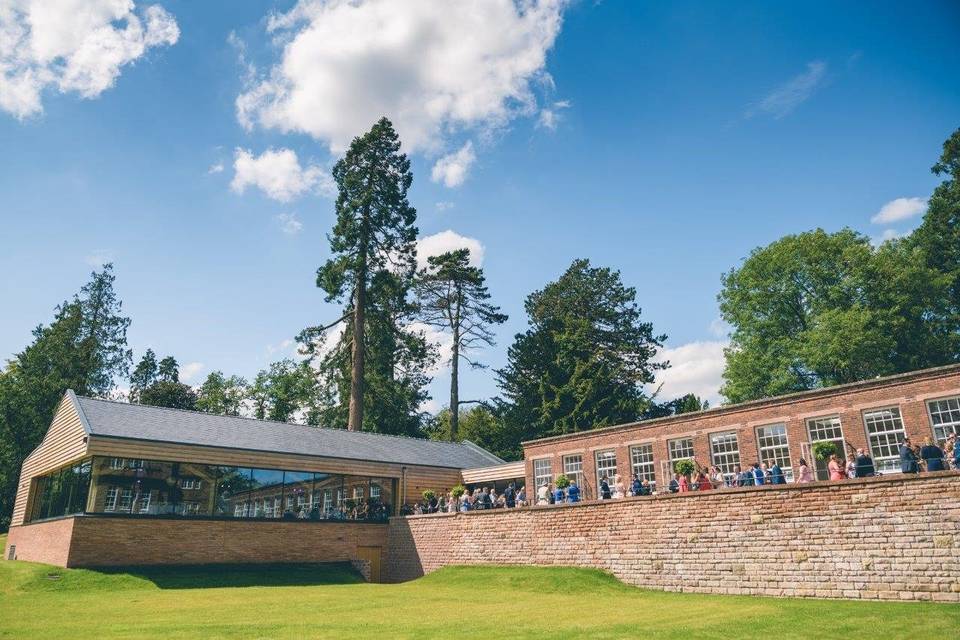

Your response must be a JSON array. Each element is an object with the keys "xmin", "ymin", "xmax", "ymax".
[
  {"xmin": 139, "ymin": 380, "xmax": 198, "ymax": 410},
  {"xmin": 196, "ymin": 371, "xmax": 248, "ymax": 416},
  {"xmin": 129, "ymin": 348, "xmax": 158, "ymax": 403},
  {"xmin": 0, "ymin": 265, "xmax": 130, "ymax": 529},
  {"xmin": 157, "ymin": 356, "xmax": 179, "ymax": 383},
  {"xmin": 309, "ymin": 118, "xmax": 418, "ymax": 431},
  {"xmin": 497, "ymin": 259, "xmax": 667, "ymax": 444},
  {"xmin": 424, "ymin": 405, "xmax": 516, "ymax": 461},
  {"xmin": 415, "ymin": 248, "xmax": 507, "ymax": 441},
  {"xmin": 718, "ymin": 228, "xmax": 953, "ymax": 402},
  {"xmin": 911, "ymin": 127, "xmax": 960, "ymax": 353},
  {"xmin": 303, "ymin": 270, "xmax": 436, "ymax": 436},
  {"xmin": 250, "ymin": 359, "xmax": 316, "ymax": 423}
]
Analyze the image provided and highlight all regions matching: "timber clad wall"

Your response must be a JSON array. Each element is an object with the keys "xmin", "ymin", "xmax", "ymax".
[
  {"xmin": 8, "ymin": 517, "xmax": 387, "ymax": 567},
  {"xmin": 11, "ymin": 397, "xmax": 88, "ymax": 526},
  {"xmin": 385, "ymin": 473, "xmax": 960, "ymax": 601},
  {"xmin": 523, "ymin": 366, "xmax": 960, "ymax": 496}
]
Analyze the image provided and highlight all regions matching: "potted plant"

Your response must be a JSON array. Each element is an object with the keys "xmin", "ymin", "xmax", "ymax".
[
  {"xmin": 812, "ymin": 441, "xmax": 839, "ymax": 461},
  {"xmin": 451, "ymin": 485, "xmax": 466, "ymax": 500},
  {"xmin": 554, "ymin": 474, "xmax": 571, "ymax": 490},
  {"xmin": 422, "ymin": 489, "xmax": 436, "ymax": 502},
  {"xmin": 674, "ymin": 458, "xmax": 696, "ymax": 478}
]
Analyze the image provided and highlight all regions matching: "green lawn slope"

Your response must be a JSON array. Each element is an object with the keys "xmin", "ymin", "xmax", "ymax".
[{"xmin": 0, "ymin": 544, "xmax": 956, "ymax": 640}]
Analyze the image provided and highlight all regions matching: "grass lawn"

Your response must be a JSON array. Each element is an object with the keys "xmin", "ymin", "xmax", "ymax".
[{"xmin": 1, "ymin": 535, "xmax": 957, "ymax": 639}]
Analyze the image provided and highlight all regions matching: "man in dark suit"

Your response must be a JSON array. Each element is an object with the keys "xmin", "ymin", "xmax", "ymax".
[
  {"xmin": 920, "ymin": 438, "xmax": 945, "ymax": 472},
  {"xmin": 899, "ymin": 438, "xmax": 919, "ymax": 474},
  {"xmin": 854, "ymin": 448, "xmax": 875, "ymax": 478}
]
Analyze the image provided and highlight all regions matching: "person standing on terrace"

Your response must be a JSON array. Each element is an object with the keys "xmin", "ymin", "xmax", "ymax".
[
  {"xmin": 795, "ymin": 458, "xmax": 814, "ymax": 483},
  {"xmin": 599, "ymin": 475, "xmax": 612, "ymax": 500},
  {"xmin": 854, "ymin": 449, "xmax": 875, "ymax": 478},
  {"xmin": 828, "ymin": 454, "xmax": 845, "ymax": 481},
  {"xmin": 900, "ymin": 438, "xmax": 919, "ymax": 474},
  {"xmin": 920, "ymin": 438, "xmax": 946, "ymax": 472},
  {"xmin": 770, "ymin": 461, "xmax": 786, "ymax": 485},
  {"xmin": 567, "ymin": 479, "xmax": 581, "ymax": 503},
  {"xmin": 752, "ymin": 463, "xmax": 765, "ymax": 486}
]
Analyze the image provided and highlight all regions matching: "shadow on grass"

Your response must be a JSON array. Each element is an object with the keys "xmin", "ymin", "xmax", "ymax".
[{"xmin": 94, "ymin": 561, "xmax": 366, "ymax": 589}]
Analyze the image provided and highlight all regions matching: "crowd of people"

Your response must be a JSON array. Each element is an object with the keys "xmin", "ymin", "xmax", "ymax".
[{"xmin": 404, "ymin": 434, "xmax": 960, "ymax": 514}]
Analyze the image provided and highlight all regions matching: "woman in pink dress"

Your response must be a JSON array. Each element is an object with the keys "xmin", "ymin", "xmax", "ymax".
[
  {"xmin": 828, "ymin": 454, "xmax": 845, "ymax": 481},
  {"xmin": 795, "ymin": 458, "xmax": 814, "ymax": 483}
]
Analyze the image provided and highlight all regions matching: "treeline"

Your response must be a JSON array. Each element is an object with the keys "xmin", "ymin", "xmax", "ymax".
[{"xmin": 1, "ymin": 122, "xmax": 958, "ymax": 530}]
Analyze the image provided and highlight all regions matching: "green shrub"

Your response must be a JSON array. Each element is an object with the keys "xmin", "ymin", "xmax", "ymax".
[
  {"xmin": 451, "ymin": 485, "xmax": 466, "ymax": 499},
  {"xmin": 555, "ymin": 474, "xmax": 571, "ymax": 490},
  {"xmin": 812, "ymin": 441, "xmax": 839, "ymax": 461},
  {"xmin": 673, "ymin": 458, "xmax": 696, "ymax": 476},
  {"xmin": 422, "ymin": 489, "xmax": 436, "ymax": 502}
]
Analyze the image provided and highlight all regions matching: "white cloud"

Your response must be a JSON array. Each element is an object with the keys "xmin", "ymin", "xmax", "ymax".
[
  {"xmin": 180, "ymin": 361, "xmax": 204, "ymax": 383},
  {"xmin": 651, "ymin": 340, "xmax": 727, "ymax": 406},
  {"xmin": 435, "ymin": 201, "xmax": 455, "ymax": 212},
  {"xmin": 871, "ymin": 228, "xmax": 905, "ymax": 247},
  {"xmin": 746, "ymin": 61, "xmax": 827, "ymax": 119},
  {"xmin": 708, "ymin": 316, "xmax": 731, "ymax": 339},
  {"xmin": 231, "ymin": 147, "xmax": 335, "ymax": 202},
  {"xmin": 870, "ymin": 196, "xmax": 927, "ymax": 224},
  {"xmin": 236, "ymin": 0, "xmax": 566, "ymax": 156},
  {"xmin": 431, "ymin": 141, "xmax": 475, "ymax": 188},
  {"xmin": 537, "ymin": 99, "xmax": 569, "ymax": 130},
  {"xmin": 85, "ymin": 250, "xmax": 112, "ymax": 267},
  {"xmin": 416, "ymin": 230, "xmax": 484, "ymax": 270},
  {"xmin": 274, "ymin": 212, "xmax": 303, "ymax": 235},
  {"xmin": 207, "ymin": 162, "xmax": 224, "ymax": 175},
  {"xmin": 266, "ymin": 338, "xmax": 296, "ymax": 356},
  {"xmin": 0, "ymin": 1, "xmax": 179, "ymax": 119},
  {"xmin": 408, "ymin": 321, "xmax": 453, "ymax": 374}
]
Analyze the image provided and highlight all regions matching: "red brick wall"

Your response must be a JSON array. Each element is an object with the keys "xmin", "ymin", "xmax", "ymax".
[
  {"xmin": 385, "ymin": 472, "xmax": 960, "ymax": 602},
  {"xmin": 523, "ymin": 367, "xmax": 960, "ymax": 495},
  {"xmin": 6, "ymin": 517, "xmax": 75, "ymax": 566},
  {"xmin": 6, "ymin": 517, "xmax": 387, "ymax": 568}
]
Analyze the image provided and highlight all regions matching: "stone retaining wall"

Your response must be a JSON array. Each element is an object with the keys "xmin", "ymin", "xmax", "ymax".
[{"xmin": 385, "ymin": 472, "xmax": 960, "ymax": 601}]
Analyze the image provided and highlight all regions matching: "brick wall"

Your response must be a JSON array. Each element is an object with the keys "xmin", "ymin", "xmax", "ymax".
[
  {"xmin": 6, "ymin": 517, "xmax": 387, "ymax": 568},
  {"xmin": 523, "ymin": 366, "xmax": 960, "ymax": 495},
  {"xmin": 385, "ymin": 472, "xmax": 960, "ymax": 601},
  {"xmin": 5, "ymin": 517, "xmax": 74, "ymax": 566}
]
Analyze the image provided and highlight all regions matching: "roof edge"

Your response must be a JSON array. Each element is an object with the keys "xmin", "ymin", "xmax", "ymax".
[
  {"xmin": 459, "ymin": 439, "xmax": 505, "ymax": 465},
  {"xmin": 522, "ymin": 362, "xmax": 960, "ymax": 448},
  {"xmin": 66, "ymin": 389, "xmax": 93, "ymax": 435}
]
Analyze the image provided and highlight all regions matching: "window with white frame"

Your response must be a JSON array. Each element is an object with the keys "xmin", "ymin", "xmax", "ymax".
[
  {"xmin": 127, "ymin": 459, "xmax": 144, "ymax": 470},
  {"xmin": 629, "ymin": 444, "xmax": 656, "ymax": 484},
  {"xmin": 863, "ymin": 407, "xmax": 908, "ymax": 472},
  {"xmin": 104, "ymin": 487, "xmax": 120, "ymax": 511},
  {"xmin": 182, "ymin": 502, "xmax": 199, "ymax": 515},
  {"xmin": 562, "ymin": 455, "xmax": 583, "ymax": 487},
  {"xmin": 310, "ymin": 492, "xmax": 320, "ymax": 510},
  {"xmin": 109, "ymin": 458, "xmax": 124, "ymax": 470},
  {"xmin": 709, "ymin": 431, "xmax": 740, "ymax": 478},
  {"xmin": 134, "ymin": 490, "xmax": 151, "ymax": 514},
  {"xmin": 806, "ymin": 416, "xmax": 844, "ymax": 443},
  {"xmin": 323, "ymin": 489, "xmax": 333, "ymax": 515},
  {"xmin": 353, "ymin": 486, "xmax": 364, "ymax": 502},
  {"xmin": 668, "ymin": 438, "xmax": 694, "ymax": 472},
  {"xmin": 234, "ymin": 504, "xmax": 244, "ymax": 517},
  {"xmin": 117, "ymin": 488, "xmax": 133, "ymax": 513},
  {"xmin": 756, "ymin": 424, "xmax": 792, "ymax": 478},
  {"xmin": 179, "ymin": 478, "xmax": 201, "ymax": 490},
  {"xmin": 595, "ymin": 450, "xmax": 618, "ymax": 489},
  {"xmin": 370, "ymin": 484, "xmax": 381, "ymax": 501},
  {"xmin": 533, "ymin": 458, "xmax": 552, "ymax": 490},
  {"xmin": 927, "ymin": 397, "xmax": 960, "ymax": 442}
]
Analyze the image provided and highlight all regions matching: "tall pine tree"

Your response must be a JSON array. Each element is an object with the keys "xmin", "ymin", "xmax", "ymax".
[{"xmin": 415, "ymin": 248, "xmax": 507, "ymax": 441}]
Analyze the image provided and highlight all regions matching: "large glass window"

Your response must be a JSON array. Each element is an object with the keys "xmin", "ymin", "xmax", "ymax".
[
  {"xmin": 595, "ymin": 450, "xmax": 618, "ymax": 489},
  {"xmin": 756, "ymin": 424, "xmax": 792, "ymax": 479},
  {"xmin": 629, "ymin": 444, "xmax": 656, "ymax": 485},
  {"xmin": 709, "ymin": 432, "xmax": 740, "ymax": 478},
  {"xmin": 562, "ymin": 455, "xmax": 583, "ymax": 487},
  {"xmin": 532, "ymin": 458, "xmax": 552, "ymax": 491},
  {"xmin": 927, "ymin": 397, "xmax": 960, "ymax": 442},
  {"xmin": 26, "ymin": 456, "xmax": 400, "ymax": 523},
  {"xmin": 863, "ymin": 407, "xmax": 907, "ymax": 473},
  {"xmin": 807, "ymin": 416, "xmax": 844, "ymax": 442}
]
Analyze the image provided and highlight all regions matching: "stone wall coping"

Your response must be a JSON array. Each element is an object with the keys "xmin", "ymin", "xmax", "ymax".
[
  {"xmin": 393, "ymin": 470, "xmax": 960, "ymax": 521},
  {"xmin": 12, "ymin": 512, "xmax": 390, "ymax": 530}
]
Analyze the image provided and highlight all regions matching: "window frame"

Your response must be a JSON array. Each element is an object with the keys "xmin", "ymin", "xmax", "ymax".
[
  {"xmin": 629, "ymin": 444, "xmax": 656, "ymax": 485},
  {"xmin": 532, "ymin": 458, "xmax": 553, "ymax": 491},
  {"xmin": 667, "ymin": 437, "xmax": 695, "ymax": 472},
  {"xmin": 862, "ymin": 406, "xmax": 908, "ymax": 473},
  {"xmin": 755, "ymin": 423, "xmax": 793, "ymax": 479},
  {"xmin": 562, "ymin": 454, "xmax": 583, "ymax": 487},
  {"xmin": 926, "ymin": 396, "xmax": 960, "ymax": 443},
  {"xmin": 594, "ymin": 449, "xmax": 618, "ymax": 489},
  {"xmin": 708, "ymin": 431, "xmax": 741, "ymax": 479}
]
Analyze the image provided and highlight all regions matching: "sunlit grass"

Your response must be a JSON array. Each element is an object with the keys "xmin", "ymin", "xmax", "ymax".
[{"xmin": 0, "ymin": 550, "xmax": 956, "ymax": 639}]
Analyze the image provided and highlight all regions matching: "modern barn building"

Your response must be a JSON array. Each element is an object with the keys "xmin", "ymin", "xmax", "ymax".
[{"xmin": 5, "ymin": 363, "xmax": 960, "ymax": 575}]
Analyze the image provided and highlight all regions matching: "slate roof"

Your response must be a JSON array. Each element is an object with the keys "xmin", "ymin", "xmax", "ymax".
[{"xmin": 69, "ymin": 391, "xmax": 502, "ymax": 469}]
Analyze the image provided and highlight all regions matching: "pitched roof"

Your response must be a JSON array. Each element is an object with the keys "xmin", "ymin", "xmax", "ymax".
[{"xmin": 69, "ymin": 392, "xmax": 502, "ymax": 469}]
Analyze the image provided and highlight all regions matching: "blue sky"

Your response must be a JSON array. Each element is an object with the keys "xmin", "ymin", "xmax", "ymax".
[{"xmin": 1, "ymin": 0, "xmax": 958, "ymax": 409}]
